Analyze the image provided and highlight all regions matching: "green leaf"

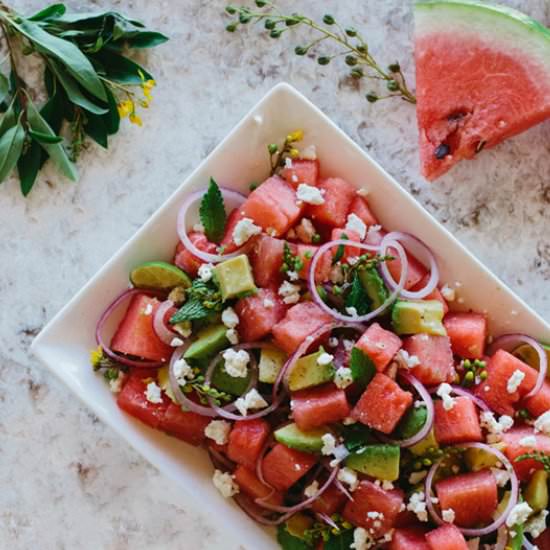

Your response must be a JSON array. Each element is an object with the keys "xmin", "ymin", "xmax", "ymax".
[
  {"xmin": 28, "ymin": 129, "xmax": 63, "ymax": 143},
  {"xmin": 52, "ymin": 10, "xmax": 144, "ymax": 28},
  {"xmin": 200, "ymin": 178, "xmax": 227, "ymax": 243},
  {"xmin": 92, "ymin": 50, "xmax": 154, "ymax": 83},
  {"xmin": 0, "ymin": 104, "xmax": 16, "ymax": 136},
  {"xmin": 509, "ymin": 522, "xmax": 524, "ymax": 550},
  {"xmin": 324, "ymin": 529, "xmax": 354, "ymax": 550},
  {"xmin": 339, "ymin": 423, "xmax": 374, "ymax": 452},
  {"xmin": 350, "ymin": 347, "xmax": 376, "ymax": 390},
  {"xmin": 170, "ymin": 299, "xmax": 210, "ymax": 323},
  {"xmin": 0, "ymin": 73, "xmax": 9, "ymax": 105},
  {"xmin": 332, "ymin": 233, "xmax": 348, "ymax": 264},
  {"xmin": 123, "ymin": 31, "xmax": 169, "ymax": 48},
  {"xmin": 345, "ymin": 272, "xmax": 370, "ymax": 316},
  {"xmin": 0, "ymin": 122, "xmax": 26, "ymax": 183},
  {"xmin": 28, "ymin": 3, "xmax": 66, "ymax": 21},
  {"xmin": 276, "ymin": 525, "xmax": 312, "ymax": 550},
  {"xmin": 84, "ymin": 113, "xmax": 108, "ymax": 148},
  {"xmin": 102, "ymin": 86, "xmax": 120, "ymax": 135},
  {"xmin": 18, "ymin": 139, "xmax": 42, "ymax": 196}
]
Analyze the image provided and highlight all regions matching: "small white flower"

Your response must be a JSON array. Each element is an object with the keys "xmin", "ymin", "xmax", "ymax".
[
  {"xmin": 222, "ymin": 348, "xmax": 250, "ymax": 378},
  {"xmin": 317, "ymin": 352, "xmax": 334, "ymax": 366},
  {"xmin": 204, "ymin": 420, "xmax": 231, "ymax": 445},
  {"xmin": 304, "ymin": 480, "xmax": 319, "ymax": 498},
  {"xmin": 345, "ymin": 213, "xmax": 367, "ymax": 240},
  {"xmin": 506, "ymin": 369, "xmax": 525, "ymax": 394},
  {"xmin": 442, "ymin": 509, "xmax": 456, "ymax": 523},
  {"xmin": 221, "ymin": 307, "xmax": 239, "ymax": 329},
  {"xmin": 334, "ymin": 367, "xmax": 353, "ymax": 389},
  {"xmin": 232, "ymin": 218, "xmax": 262, "ymax": 246},
  {"xmin": 212, "ymin": 469, "xmax": 239, "ymax": 498},
  {"xmin": 436, "ymin": 383, "xmax": 456, "ymax": 411},
  {"xmin": 296, "ymin": 183, "xmax": 325, "ymax": 205},
  {"xmin": 198, "ymin": 263, "xmax": 214, "ymax": 282},
  {"xmin": 234, "ymin": 388, "xmax": 268, "ymax": 417},
  {"xmin": 145, "ymin": 382, "xmax": 163, "ymax": 404}
]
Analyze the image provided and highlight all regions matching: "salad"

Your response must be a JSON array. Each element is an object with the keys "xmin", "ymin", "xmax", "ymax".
[{"xmin": 92, "ymin": 131, "xmax": 550, "ymax": 550}]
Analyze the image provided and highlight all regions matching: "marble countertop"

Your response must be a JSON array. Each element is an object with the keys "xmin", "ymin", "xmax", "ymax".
[{"xmin": 1, "ymin": 0, "xmax": 549, "ymax": 548}]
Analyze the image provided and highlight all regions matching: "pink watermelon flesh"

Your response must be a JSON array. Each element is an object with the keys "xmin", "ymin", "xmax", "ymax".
[
  {"xmin": 425, "ymin": 524, "xmax": 468, "ymax": 550},
  {"xmin": 434, "ymin": 395, "xmax": 483, "ymax": 445},
  {"xmin": 414, "ymin": 1, "xmax": 550, "ymax": 180}
]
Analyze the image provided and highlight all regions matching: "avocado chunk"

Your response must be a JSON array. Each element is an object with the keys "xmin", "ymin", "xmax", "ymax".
[
  {"xmin": 464, "ymin": 445, "xmax": 502, "ymax": 471},
  {"xmin": 213, "ymin": 254, "xmax": 257, "ymax": 300},
  {"xmin": 208, "ymin": 358, "xmax": 252, "ymax": 396},
  {"xmin": 345, "ymin": 444, "xmax": 400, "ymax": 481},
  {"xmin": 409, "ymin": 427, "xmax": 439, "ymax": 456},
  {"xmin": 274, "ymin": 422, "xmax": 328, "ymax": 453},
  {"xmin": 359, "ymin": 267, "xmax": 389, "ymax": 312},
  {"xmin": 287, "ymin": 347, "xmax": 335, "ymax": 391},
  {"xmin": 392, "ymin": 300, "xmax": 446, "ymax": 336},
  {"xmin": 286, "ymin": 513, "xmax": 314, "ymax": 540},
  {"xmin": 396, "ymin": 405, "xmax": 428, "ymax": 440},
  {"xmin": 525, "ymin": 470, "xmax": 549, "ymax": 512},
  {"xmin": 184, "ymin": 324, "xmax": 229, "ymax": 360},
  {"xmin": 259, "ymin": 347, "xmax": 287, "ymax": 384}
]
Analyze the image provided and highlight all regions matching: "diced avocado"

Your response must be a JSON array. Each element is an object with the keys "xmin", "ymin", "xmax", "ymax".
[
  {"xmin": 525, "ymin": 470, "xmax": 549, "ymax": 512},
  {"xmin": 213, "ymin": 254, "xmax": 257, "ymax": 300},
  {"xmin": 359, "ymin": 267, "xmax": 389, "ymax": 312},
  {"xmin": 158, "ymin": 365, "xmax": 177, "ymax": 403},
  {"xmin": 392, "ymin": 300, "xmax": 446, "ymax": 336},
  {"xmin": 464, "ymin": 444, "xmax": 502, "ymax": 471},
  {"xmin": 286, "ymin": 513, "xmax": 314, "ymax": 540},
  {"xmin": 346, "ymin": 444, "xmax": 400, "ymax": 481},
  {"xmin": 184, "ymin": 324, "xmax": 229, "ymax": 360},
  {"xmin": 274, "ymin": 422, "xmax": 328, "ymax": 453},
  {"xmin": 287, "ymin": 347, "xmax": 334, "ymax": 391},
  {"xmin": 259, "ymin": 347, "xmax": 287, "ymax": 384},
  {"xmin": 409, "ymin": 427, "xmax": 439, "ymax": 456},
  {"xmin": 396, "ymin": 405, "xmax": 428, "ymax": 440},
  {"xmin": 210, "ymin": 359, "xmax": 252, "ymax": 396}
]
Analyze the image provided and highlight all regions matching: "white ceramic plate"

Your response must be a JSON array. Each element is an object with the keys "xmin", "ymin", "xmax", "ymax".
[{"xmin": 32, "ymin": 83, "xmax": 550, "ymax": 550}]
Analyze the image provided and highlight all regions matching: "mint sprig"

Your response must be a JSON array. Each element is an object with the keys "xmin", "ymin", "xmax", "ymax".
[{"xmin": 199, "ymin": 177, "xmax": 227, "ymax": 243}]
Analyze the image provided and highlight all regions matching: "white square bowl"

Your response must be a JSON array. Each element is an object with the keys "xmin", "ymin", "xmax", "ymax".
[{"xmin": 31, "ymin": 82, "xmax": 550, "ymax": 550}]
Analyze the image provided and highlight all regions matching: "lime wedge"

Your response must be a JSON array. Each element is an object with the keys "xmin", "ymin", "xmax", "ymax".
[
  {"xmin": 130, "ymin": 261, "xmax": 192, "ymax": 290},
  {"xmin": 513, "ymin": 343, "xmax": 550, "ymax": 378}
]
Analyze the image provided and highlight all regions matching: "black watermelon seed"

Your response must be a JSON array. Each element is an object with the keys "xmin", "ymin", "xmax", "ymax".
[{"xmin": 434, "ymin": 143, "xmax": 450, "ymax": 159}]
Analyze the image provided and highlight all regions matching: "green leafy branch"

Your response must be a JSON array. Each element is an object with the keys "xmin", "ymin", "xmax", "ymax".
[
  {"xmin": 516, "ymin": 451, "xmax": 550, "ymax": 472},
  {"xmin": 170, "ymin": 278, "xmax": 224, "ymax": 324},
  {"xmin": 224, "ymin": 1, "xmax": 415, "ymax": 105},
  {"xmin": 0, "ymin": 2, "xmax": 167, "ymax": 195}
]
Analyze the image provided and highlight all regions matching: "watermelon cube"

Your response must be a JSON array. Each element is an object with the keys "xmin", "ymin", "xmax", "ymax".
[
  {"xmin": 443, "ymin": 312, "xmax": 487, "ymax": 359},
  {"xmin": 311, "ymin": 483, "xmax": 348, "ymax": 516},
  {"xmin": 390, "ymin": 528, "xmax": 430, "ymax": 550},
  {"xmin": 291, "ymin": 384, "xmax": 351, "ymax": 431},
  {"xmin": 534, "ymin": 528, "xmax": 550, "ymax": 550},
  {"xmin": 421, "ymin": 286, "xmax": 449, "ymax": 316},
  {"xmin": 352, "ymin": 373, "xmax": 413, "ymax": 434},
  {"xmin": 306, "ymin": 177, "xmax": 356, "ymax": 228},
  {"xmin": 387, "ymin": 249, "xmax": 428, "ymax": 291},
  {"xmin": 434, "ymin": 396, "xmax": 482, "ymax": 445},
  {"xmin": 294, "ymin": 243, "xmax": 332, "ymax": 282},
  {"xmin": 227, "ymin": 419, "xmax": 271, "ymax": 470},
  {"xmin": 343, "ymin": 480, "xmax": 404, "ymax": 537},
  {"xmin": 241, "ymin": 176, "xmax": 302, "ymax": 236},
  {"xmin": 280, "ymin": 158, "xmax": 319, "ymax": 188},
  {"xmin": 249, "ymin": 235, "xmax": 285, "ymax": 288},
  {"xmin": 425, "ymin": 524, "xmax": 468, "ymax": 550},
  {"xmin": 348, "ymin": 195, "xmax": 378, "ymax": 227},
  {"xmin": 235, "ymin": 287, "xmax": 287, "ymax": 342},
  {"xmin": 502, "ymin": 427, "xmax": 550, "ymax": 481},
  {"xmin": 160, "ymin": 402, "xmax": 211, "ymax": 446},
  {"xmin": 174, "ymin": 232, "xmax": 217, "ymax": 278},
  {"xmin": 111, "ymin": 294, "xmax": 174, "ymax": 362},
  {"xmin": 261, "ymin": 443, "xmax": 318, "ymax": 491},
  {"xmin": 356, "ymin": 323, "xmax": 403, "ymax": 372},
  {"xmin": 272, "ymin": 302, "xmax": 332, "ymax": 354},
  {"xmin": 219, "ymin": 207, "xmax": 247, "ymax": 254},
  {"xmin": 435, "ymin": 469, "xmax": 498, "ymax": 528},
  {"xmin": 403, "ymin": 334, "xmax": 454, "ymax": 386},
  {"xmin": 233, "ymin": 465, "xmax": 283, "ymax": 506},
  {"xmin": 525, "ymin": 378, "xmax": 550, "ymax": 418}
]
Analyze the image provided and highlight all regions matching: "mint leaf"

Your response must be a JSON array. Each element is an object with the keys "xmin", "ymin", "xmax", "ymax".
[
  {"xmin": 345, "ymin": 272, "xmax": 370, "ymax": 315},
  {"xmin": 199, "ymin": 177, "xmax": 226, "ymax": 243},
  {"xmin": 324, "ymin": 529, "xmax": 354, "ymax": 550},
  {"xmin": 332, "ymin": 233, "xmax": 348, "ymax": 265},
  {"xmin": 277, "ymin": 525, "xmax": 312, "ymax": 550},
  {"xmin": 170, "ymin": 298, "xmax": 209, "ymax": 323},
  {"xmin": 350, "ymin": 347, "xmax": 375, "ymax": 390},
  {"xmin": 339, "ymin": 423, "xmax": 374, "ymax": 452}
]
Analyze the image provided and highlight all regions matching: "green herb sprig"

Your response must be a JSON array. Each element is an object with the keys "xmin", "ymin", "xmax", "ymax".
[
  {"xmin": 281, "ymin": 241, "xmax": 304, "ymax": 275},
  {"xmin": 224, "ymin": 2, "xmax": 415, "ymax": 105},
  {"xmin": 0, "ymin": 2, "xmax": 167, "ymax": 195},
  {"xmin": 200, "ymin": 177, "xmax": 227, "ymax": 243},
  {"xmin": 170, "ymin": 278, "xmax": 223, "ymax": 323},
  {"xmin": 515, "ymin": 451, "xmax": 550, "ymax": 472},
  {"xmin": 182, "ymin": 375, "xmax": 233, "ymax": 406}
]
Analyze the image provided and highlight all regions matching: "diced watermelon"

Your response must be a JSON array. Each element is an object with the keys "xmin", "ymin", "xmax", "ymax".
[
  {"xmin": 387, "ymin": 250, "xmax": 428, "ymax": 291},
  {"xmin": 425, "ymin": 524, "xmax": 468, "ymax": 550},
  {"xmin": 249, "ymin": 234, "xmax": 285, "ymax": 288},
  {"xmin": 475, "ymin": 349, "xmax": 537, "ymax": 416},
  {"xmin": 348, "ymin": 195, "xmax": 378, "ymax": 227},
  {"xmin": 174, "ymin": 232, "xmax": 217, "ymax": 278},
  {"xmin": 111, "ymin": 294, "xmax": 173, "ymax": 362},
  {"xmin": 291, "ymin": 384, "xmax": 351, "ymax": 431},
  {"xmin": 227, "ymin": 419, "xmax": 271, "ymax": 470},
  {"xmin": 117, "ymin": 375, "xmax": 169, "ymax": 429},
  {"xmin": 343, "ymin": 480, "xmax": 404, "ymax": 537},
  {"xmin": 261, "ymin": 443, "xmax": 318, "ymax": 491},
  {"xmin": 436, "ymin": 469, "xmax": 497, "ymax": 528},
  {"xmin": 272, "ymin": 302, "xmax": 332, "ymax": 354},
  {"xmin": 159, "ymin": 402, "xmax": 211, "ymax": 446},
  {"xmin": 535, "ymin": 528, "xmax": 550, "ymax": 550},
  {"xmin": 311, "ymin": 483, "xmax": 348, "ymax": 516},
  {"xmin": 403, "ymin": 334, "xmax": 454, "ymax": 386},
  {"xmin": 352, "ymin": 373, "xmax": 413, "ymax": 434},
  {"xmin": 502, "ymin": 427, "xmax": 550, "ymax": 481},
  {"xmin": 525, "ymin": 378, "xmax": 550, "ymax": 418},
  {"xmin": 434, "ymin": 396, "xmax": 482, "ymax": 445},
  {"xmin": 443, "ymin": 312, "xmax": 487, "ymax": 359},
  {"xmin": 281, "ymin": 159, "xmax": 319, "ymax": 188},
  {"xmin": 219, "ymin": 207, "xmax": 246, "ymax": 254},
  {"xmin": 294, "ymin": 243, "xmax": 332, "ymax": 282},
  {"xmin": 241, "ymin": 176, "xmax": 302, "ymax": 236},
  {"xmin": 356, "ymin": 323, "xmax": 403, "ymax": 372},
  {"xmin": 306, "ymin": 177, "xmax": 356, "ymax": 228},
  {"xmin": 233, "ymin": 465, "xmax": 283, "ymax": 506},
  {"xmin": 235, "ymin": 287, "xmax": 287, "ymax": 342},
  {"xmin": 329, "ymin": 228, "xmax": 362, "ymax": 261},
  {"xmin": 390, "ymin": 528, "xmax": 430, "ymax": 550}
]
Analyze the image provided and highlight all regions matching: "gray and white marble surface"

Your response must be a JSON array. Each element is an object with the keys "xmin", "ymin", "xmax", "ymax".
[{"xmin": 1, "ymin": 0, "xmax": 549, "ymax": 548}]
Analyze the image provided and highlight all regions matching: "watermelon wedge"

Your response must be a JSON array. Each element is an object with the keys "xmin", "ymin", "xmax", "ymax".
[{"xmin": 414, "ymin": 0, "xmax": 550, "ymax": 180}]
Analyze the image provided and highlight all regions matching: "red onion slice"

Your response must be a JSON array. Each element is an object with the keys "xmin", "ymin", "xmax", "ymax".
[
  {"xmin": 234, "ymin": 494, "xmax": 295, "ymax": 526},
  {"xmin": 334, "ymin": 478, "xmax": 354, "ymax": 501},
  {"xmin": 522, "ymin": 536, "xmax": 537, "ymax": 550},
  {"xmin": 153, "ymin": 299, "xmax": 177, "ymax": 345},
  {"xmin": 207, "ymin": 446, "xmax": 235, "ymax": 472},
  {"xmin": 96, "ymin": 288, "xmax": 165, "ymax": 368},
  {"xmin": 307, "ymin": 239, "xmax": 408, "ymax": 323},
  {"xmin": 425, "ymin": 442, "xmax": 519, "ymax": 537},
  {"xmin": 177, "ymin": 187, "xmax": 251, "ymax": 263},
  {"xmin": 488, "ymin": 334, "xmax": 548, "ymax": 399},
  {"xmin": 379, "ymin": 231, "xmax": 439, "ymax": 300},
  {"xmin": 315, "ymin": 512, "xmax": 340, "ymax": 530},
  {"xmin": 426, "ymin": 384, "xmax": 491, "ymax": 412}
]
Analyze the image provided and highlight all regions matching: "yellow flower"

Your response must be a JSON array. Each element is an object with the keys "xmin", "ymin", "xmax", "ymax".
[
  {"xmin": 90, "ymin": 346, "xmax": 103, "ymax": 368},
  {"xmin": 289, "ymin": 147, "xmax": 300, "ymax": 159},
  {"xmin": 286, "ymin": 129, "xmax": 304, "ymax": 143},
  {"xmin": 117, "ymin": 99, "xmax": 134, "ymax": 118},
  {"xmin": 142, "ymin": 79, "xmax": 156, "ymax": 101},
  {"xmin": 129, "ymin": 113, "xmax": 143, "ymax": 126}
]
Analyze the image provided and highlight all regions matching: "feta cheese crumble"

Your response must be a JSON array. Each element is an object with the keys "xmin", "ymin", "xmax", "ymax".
[
  {"xmin": 518, "ymin": 435, "xmax": 537, "ymax": 448},
  {"xmin": 505, "ymin": 502, "xmax": 533, "ymax": 528},
  {"xmin": 204, "ymin": 420, "xmax": 231, "ymax": 445},
  {"xmin": 440, "ymin": 284, "xmax": 456, "ymax": 302},
  {"xmin": 304, "ymin": 480, "xmax": 319, "ymax": 498},
  {"xmin": 234, "ymin": 388, "xmax": 268, "ymax": 417},
  {"xmin": 345, "ymin": 213, "xmax": 367, "ymax": 240},
  {"xmin": 342, "ymin": 416, "xmax": 357, "ymax": 425},
  {"xmin": 407, "ymin": 491, "xmax": 428, "ymax": 522},
  {"xmin": 300, "ymin": 144, "xmax": 317, "ymax": 160},
  {"xmin": 480, "ymin": 411, "xmax": 514, "ymax": 443},
  {"xmin": 534, "ymin": 410, "xmax": 550, "ymax": 436},
  {"xmin": 321, "ymin": 433, "xmax": 337, "ymax": 456},
  {"xmin": 109, "ymin": 371, "xmax": 124, "ymax": 393},
  {"xmin": 525, "ymin": 510, "xmax": 548, "ymax": 539},
  {"xmin": 198, "ymin": 262, "xmax": 214, "ymax": 282},
  {"xmin": 337, "ymin": 467, "xmax": 359, "ymax": 492},
  {"xmin": 143, "ymin": 303, "xmax": 153, "ymax": 315},
  {"xmin": 395, "ymin": 349, "xmax": 421, "ymax": 369},
  {"xmin": 287, "ymin": 270, "xmax": 299, "ymax": 281},
  {"xmin": 232, "ymin": 218, "xmax": 262, "ymax": 246},
  {"xmin": 278, "ymin": 280, "xmax": 301, "ymax": 304},
  {"xmin": 145, "ymin": 381, "xmax": 163, "ymax": 404},
  {"xmin": 263, "ymin": 298, "xmax": 274, "ymax": 309},
  {"xmin": 317, "ymin": 352, "xmax": 334, "ymax": 366},
  {"xmin": 350, "ymin": 527, "xmax": 372, "ymax": 550},
  {"xmin": 222, "ymin": 348, "xmax": 250, "ymax": 378},
  {"xmin": 170, "ymin": 337, "xmax": 184, "ymax": 347},
  {"xmin": 221, "ymin": 307, "xmax": 239, "ymax": 329},
  {"xmin": 226, "ymin": 328, "xmax": 239, "ymax": 345},
  {"xmin": 437, "ymin": 383, "xmax": 456, "ymax": 411},
  {"xmin": 442, "ymin": 509, "xmax": 456, "ymax": 523},
  {"xmin": 173, "ymin": 357, "xmax": 194, "ymax": 383},
  {"xmin": 506, "ymin": 369, "xmax": 525, "ymax": 394},
  {"xmin": 212, "ymin": 470, "xmax": 239, "ymax": 498},
  {"xmin": 346, "ymin": 306, "xmax": 359, "ymax": 317},
  {"xmin": 296, "ymin": 183, "xmax": 325, "ymax": 205},
  {"xmin": 490, "ymin": 467, "xmax": 510, "ymax": 488},
  {"xmin": 334, "ymin": 367, "xmax": 353, "ymax": 389}
]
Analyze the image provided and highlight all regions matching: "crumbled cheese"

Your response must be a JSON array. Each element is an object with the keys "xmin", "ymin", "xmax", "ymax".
[
  {"xmin": 345, "ymin": 213, "xmax": 367, "ymax": 240},
  {"xmin": 221, "ymin": 307, "xmax": 239, "ymax": 329},
  {"xmin": 328, "ymin": 337, "xmax": 339, "ymax": 348},
  {"xmin": 367, "ymin": 511, "xmax": 384, "ymax": 520},
  {"xmin": 232, "ymin": 218, "xmax": 262, "ymax": 246},
  {"xmin": 212, "ymin": 469, "xmax": 239, "ymax": 498},
  {"xmin": 330, "ymin": 264, "xmax": 345, "ymax": 284},
  {"xmin": 321, "ymin": 433, "xmax": 337, "ymax": 456},
  {"xmin": 409, "ymin": 471, "xmax": 427, "ymax": 484},
  {"xmin": 407, "ymin": 491, "xmax": 428, "ymax": 522},
  {"xmin": 440, "ymin": 284, "xmax": 456, "ymax": 302},
  {"xmin": 266, "ymin": 227, "xmax": 277, "ymax": 237},
  {"xmin": 395, "ymin": 349, "xmax": 421, "ymax": 369},
  {"xmin": 263, "ymin": 298, "xmax": 274, "ymax": 309},
  {"xmin": 173, "ymin": 357, "xmax": 194, "ymax": 383},
  {"xmin": 437, "ymin": 383, "xmax": 456, "ymax": 411},
  {"xmin": 170, "ymin": 337, "xmax": 184, "ymax": 347},
  {"xmin": 382, "ymin": 481, "xmax": 394, "ymax": 491},
  {"xmin": 525, "ymin": 510, "xmax": 548, "ymax": 539},
  {"xmin": 534, "ymin": 410, "xmax": 550, "ymax": 435},
  {"xmin": 304, "ymin": 480, "xmax": 319, "ymax": 498},
  {"xmin": 337, "ymin": 467, "xmax": 359, "ymax": 492},
  {"xmin": 317, "ymin": 352, "xmax": 334, "ymax": 366},
  {"xmin": 414, "ymin": 400, "xmax": 425, "ymax": 409},
  {"xmin": 145, "ymin": 382, "xmax": 163, "ymax": 404},
  {"xmin": 278, "ymin": 280, "xmax": 301, "ymax": 304},
  {"xmin": 204, "ymin": 420, "xmax": 231, "ymax": 445},
  {"xmin": 343, "ymin": 339, "xmax": 355, "ymax": 352},
  {"xmin": 300, "ymin": 144, "xmax": 317, "ymax": 160},
  {"xmin": 442, "ymin": 509, "xmax": 456, "ymax": 523},
  {"xmin": 346, "ymin": 306, "xmax": 359, "ymax": 318},
  {"xmin": 506, "ymin": 369, "xmax": 525, "ymax": 394},
  {"xmin": 343, "ymin": 416, "xmax": 357, "ymax": 425},
  {"xmin": 295, "ymin": 218, "xmax": 316, "ymax": 243},
  {"xmin": 348, "ymin": 256, "xmax": 360, "ymax": 266},
  {"xmin": 109, "ymin": 371, "xmax": 124, "ymax": 393},
  {"xmin": 143, "ymin": 303, "xmax": 153, "ymax": 315},
  {"xmin": 330, "ymin": 444, "xmax": 349, "ymax": 467},
  {"xmin": 284, "ymin": 157, "xmax": 293, "ymax": 169},
  {"xmin": 490, "ymin": 467, "xmax": 510, "ymax": 488},
  {"xmin": 334, "ymin": 367, "xmax": 353, "ymax": 389},
  {"xmin": 350, "ymin": 527, "xmax": 373, "ymax": 550},
  {"xmin": 519, "ymin": 435, "xmax": 537, "ymax": 448},
  {"xmin": 193, "ymin": 222, "xmax": 205, "ymax": 233},
  {"xmin": 226, "ymin": 328, "xmax": 239, "ymax": 345},
  {"xmin": 357, "ymin": 188, "xmax": 369, "ymax": 197},
  {"xmin": 222, "ymin": 348, "xmax": 250, "ymax": 378},
  {"xmin": 198, "ymin": 263, "xmax": 214, "ymax": 282},
  {"xmin": 505, "ymin": 502, "xmax": 533, "ymax": 528},
  {"xmin": 287, "ymin": 270, "xmax": 299, "ymax": 281},
  {"xmin": 296, "ymin": 183, "xmax": 325, "ymax": 205},
  {"xmin": 234, "ymin": 388, "xmax": 268, "ymax": 417}
]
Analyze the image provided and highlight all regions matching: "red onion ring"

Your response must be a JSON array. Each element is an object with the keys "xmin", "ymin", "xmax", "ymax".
[
  {"xmin": 234, "ymin": 494, "xmax": 294, "ymax": 526},
  {"xmin": 153, "ymin": 299, "xmax": 177, "ymax": 345},
  {"xmin": 207, "ymin": 447, "xmax": 235, "ymax": 472},
  {"xmin": 334, "ymin": 478, "xmax": 354, "ymax": 501},
  {"xmin": 315, "ymin": 512, "xmax": 340, "ymax": 530},
  {"xmin": 96, "ymin": 288, "xmax": 166, "ymax": 368},
  {"xmin": 425, "ymin": 442, "xmax": 519, "ymax": 537},
  {"xmin": 308, "ymin": 239, "xmax": 407, "ymax": 323},
  {"xmin": 256, "ymin": 438, "xmax": 276, "ymax": 490},
  {"xmin": 426, "ymin": 384, "xmax": 491, "ymax": 412},
  {"xmin": 379, "ymin": 372, "xmax": 434, "ymax": 447},
  {"xmin": 379, "ymin": 231, "xmax": 439, "ymax": 300},
  {"xmin": 522, "ymin": 536, "xmax": 537, "ymax": 550},
  {"xmin": 177, "ymin": 187, "xmax": 252, "ymax": 263},
  {"xmin": 488, "ymin": 334, "xmax": 548, "ymax": 399}
]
